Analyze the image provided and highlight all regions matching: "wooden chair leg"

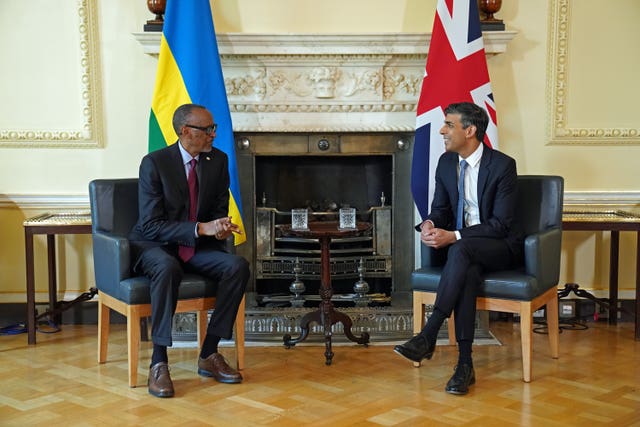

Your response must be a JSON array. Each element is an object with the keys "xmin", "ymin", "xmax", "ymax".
[
  {"xmin": 140, "ymin": 317, "xmax": 149, "ymax": 342},
  {"xmin": 412, "ymin": 292, "xmax": 425, "ymax": 368},
  {"xmin": 234, "ymin": 296, "xmax": 246, "ymax": 371},
  {"xmin": 98, "ymin": 300, "xmax": 110, "ymax": 364},
  {"xmin": 546, "ymin": 293, "xmax": 560, "ymax": 359},
  {"xmin": 197, "ymin": 309, "xmax": 208, "ymax": 349},
  {"xmin": 413, "ymin": 291, "xmax": 425, "ymax": 335},
  {"xmin": 520, "ymin": 302, "xmax": 533, "ymax": 383},
  {"xmin": 127, "ymin": 306, "xmax": 142, "ymax": 388}
]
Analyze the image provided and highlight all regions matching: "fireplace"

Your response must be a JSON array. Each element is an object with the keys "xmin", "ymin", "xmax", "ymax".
[
  {"xmin": 235, "ymin": 132, "xmax": 415, "ymax": 309},
  {"xmin": 133, "ymin": 32, "xmax": 516, "ymax": 341}
]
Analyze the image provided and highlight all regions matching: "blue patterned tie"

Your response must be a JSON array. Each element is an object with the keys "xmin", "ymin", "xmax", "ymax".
[{"xmin": 456, "ymin": 160, "xmax": 468, "ymax": 230}]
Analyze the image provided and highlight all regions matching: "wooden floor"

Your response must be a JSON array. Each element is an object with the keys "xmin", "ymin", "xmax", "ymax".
[{"xmin": 1, "ymin": 320, "xmax": 639, "ymax": 426}]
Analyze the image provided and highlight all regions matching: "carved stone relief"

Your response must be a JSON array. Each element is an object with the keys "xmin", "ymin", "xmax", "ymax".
[{"xmin": 134, "ymin": 32, "xmax": 516, "ymax": 132}]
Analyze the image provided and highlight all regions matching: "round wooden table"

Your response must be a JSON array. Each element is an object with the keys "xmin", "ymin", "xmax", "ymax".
[{"xmin": 281, "ymin": 221, "xmax": 371, "ymax": 364}]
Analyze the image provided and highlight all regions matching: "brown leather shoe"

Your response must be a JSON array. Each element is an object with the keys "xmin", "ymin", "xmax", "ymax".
[
  {"xmin": 198, "ymin": 353, "xmax": 242, "ymax": 384},
  {"xmin": 148, "ymin": 362, "xmax": 174, "ymax": 398}
]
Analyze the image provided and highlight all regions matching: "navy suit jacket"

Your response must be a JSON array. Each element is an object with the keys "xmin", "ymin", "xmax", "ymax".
[
  {"xmin": 129, "ymin": 142, "xmax": 230, "ymax": 262},
  {"xmin": 423, "ymin": 145, "xmax": 523, "ymax": 257}
]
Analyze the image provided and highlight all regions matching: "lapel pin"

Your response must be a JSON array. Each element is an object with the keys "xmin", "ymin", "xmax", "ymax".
[{"xmin": 206, "ymin": 156, "xmax": 211, "ymax": 161}]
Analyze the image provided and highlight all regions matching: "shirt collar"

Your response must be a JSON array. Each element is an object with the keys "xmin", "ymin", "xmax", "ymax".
[
  {"xmin": 177, "ymin": 140, "xmax": 200, "ymax": 165},
  {"xmin": 459, "ymin": 142, "xmax": 483, "ymax": 168}
]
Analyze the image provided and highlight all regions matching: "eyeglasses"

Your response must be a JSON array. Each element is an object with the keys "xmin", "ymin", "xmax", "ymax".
[{"xmin": 184, "ymin": 123, "xmax": 217, "ymax": 134}]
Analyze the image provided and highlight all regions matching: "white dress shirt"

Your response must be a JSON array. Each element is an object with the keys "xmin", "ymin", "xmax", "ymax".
[
  {"xmin": 177, "ymin": 141, "xmax": 201, "ymax": 237},
  {"xmin": 454, "ymin": 143, "xmax": 483, "ymax": 240}
]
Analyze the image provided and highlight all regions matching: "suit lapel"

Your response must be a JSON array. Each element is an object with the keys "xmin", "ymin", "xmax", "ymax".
[
  {"xmin": 445, "ymin": 153, "xmax": 459, "ymax": 198},
  {"xmin": 477, "ymin": 145, "xmax": 493, "ymax": 207},
  {"xmin": 168, "ymin": 143, "xmax": 190, "ymax": 211},
  {"xmin": 200, "ymin": 149, "xmax": 227, "ymax": 218},
  {"xmin": 196, "ymin": 151, "xmax": 214, "ymax": 215}
]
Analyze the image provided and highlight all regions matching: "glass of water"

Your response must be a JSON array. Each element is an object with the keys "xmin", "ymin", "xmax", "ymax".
[
  {"xmin": 291, "ymin": 208, "xmax": 309, "ymax": 230},
  {"xmin": 339, "ymin": 207, "xmax": 356, "ymax": 230}
]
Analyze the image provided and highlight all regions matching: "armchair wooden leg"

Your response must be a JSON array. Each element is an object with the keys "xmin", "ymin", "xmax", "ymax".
[
  {"xmin": 546, "ymin": 292, "xmax": 560, "ymax": 359},
  {"xmin": 127, "ymin": 306, "xmax": 142, "ymax": 388},
  {"xmin": 234, "ymin": 296, "xmax": 245, "ymax": 371},
  {"xmin": 520, "ymin": 302, "xmax": 533, "ymax": 383},
  {"xmin": 412, "ymin": 292, "xmax": 426, "ymax": 368},
  {"xmin": 197, "ymin": 309, "xmax": 207, "ymax": 349},
  {"xmin": 413, "ymin": 291, "xmax": 425, "ymax": 335},
  {"xmin": 98, "ymin": 300, "xmax": 110, "ymax": 364}
]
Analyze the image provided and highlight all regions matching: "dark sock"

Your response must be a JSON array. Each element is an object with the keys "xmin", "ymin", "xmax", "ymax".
[
  {"xmin": 419, "ymin": 307, "xmax": 448, "ymax": 345},
  {"xmin": 199, "ymin": 335, "xmax": 221, "ymax": 359},
  {"xmin": 458, "ymin": 340, "xmax": 473, "ymax": 366},
  {"xmin": 151, "ymin": 344, "xmax": 168, "ymax": 367}
]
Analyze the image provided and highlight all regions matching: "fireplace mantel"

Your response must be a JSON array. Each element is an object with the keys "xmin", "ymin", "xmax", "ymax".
[
  {"xmin": 133, "ymin": 32, "xmax": 516, "ymax": 56},
  {"xmin": 133, "ymin": 32, "xmax": 516, "ymax": 132}
]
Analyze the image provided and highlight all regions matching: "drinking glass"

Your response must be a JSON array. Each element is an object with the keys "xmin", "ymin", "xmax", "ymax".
[
  {"xmin": 291, "ymin": 208, "xmax": 308, "ymax": 230},
  {"xmin": 339, "ymin": 207, "xmax": 356, "ymax": 230}
]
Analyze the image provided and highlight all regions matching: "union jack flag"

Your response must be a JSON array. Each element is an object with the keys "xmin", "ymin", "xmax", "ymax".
[{"xmin": 411, "ymin": 0, "xmax": 498, "ymax": 219}]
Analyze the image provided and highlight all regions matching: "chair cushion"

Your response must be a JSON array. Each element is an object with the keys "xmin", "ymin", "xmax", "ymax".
[
  {"xmin": 411, "ymin": 267, "xmax": 550, "ymax": 301},
  {"xmin": 115, "ymin": 273, "xmax": 218, "ymax": 305}
]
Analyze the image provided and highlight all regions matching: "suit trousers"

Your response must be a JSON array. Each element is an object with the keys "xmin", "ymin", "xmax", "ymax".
[
  {"xmin": 434, "ymin": 237, "xmax": 515, "ymax": 343},
  {"xmin": 137, "ymin": 245, "xmax": 249, "ymax": 347}
]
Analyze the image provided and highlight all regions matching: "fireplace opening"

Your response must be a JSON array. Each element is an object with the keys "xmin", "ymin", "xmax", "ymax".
[
  {"xmin": 253, "ymin": 154, "xmax": 394, "ymax": 306},
  {"xmin": 256, "ymin": 155, "xmax": 393, "ymax": 213}
]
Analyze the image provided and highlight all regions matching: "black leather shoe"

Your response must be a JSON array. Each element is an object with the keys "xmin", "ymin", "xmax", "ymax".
[
  {"xmin": 445, "ymin": 363, "xmax": 475, "ymax": 395},
  {"xmin": 393, "ymin": 334, "xmax": 435, "ymax": 363}
]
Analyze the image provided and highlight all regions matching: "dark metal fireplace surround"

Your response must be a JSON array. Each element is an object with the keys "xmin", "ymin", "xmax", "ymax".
[{"xmin": 228, "ymin": 132, "xmax": 416, "ymax": 341}]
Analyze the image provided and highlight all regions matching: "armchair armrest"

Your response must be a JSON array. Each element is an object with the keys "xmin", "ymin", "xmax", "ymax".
[
  {"xmin": 224, "ymin": 234, "xmax": 236, "ymax": 254},
  {"xmin": 524, "ymin": 227, "xmax": 562, "ymax": 289},
  {"xmin": 419, "ymin": 243, "xmax": 447, "ymax": 268},
  {"xmin": 92, "ymin": 231, "xmax": 132, "ymax": 295}
]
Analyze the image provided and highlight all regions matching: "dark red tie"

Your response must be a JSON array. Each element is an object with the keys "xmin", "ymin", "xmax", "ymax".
[{"xmin": 179, "ymin": 158, "xmax": 198, "ymax": 262}]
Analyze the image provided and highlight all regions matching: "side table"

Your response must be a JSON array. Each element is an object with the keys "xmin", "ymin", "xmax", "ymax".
[
  {"xmin": 24, "ymin": 212, "xmax": 92, "ymax": 344},
  {"xmin": 562, "ymin": 209, "xmax": 640, "ymax": 340},
  {"xmin": 281, "ymin": 221, "xmax": 371, "ymax": 364}
]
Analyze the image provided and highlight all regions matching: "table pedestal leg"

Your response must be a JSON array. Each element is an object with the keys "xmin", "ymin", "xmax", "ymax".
[
  {"xmin": 283, "ymin": 235, "xmax": 370, "ymax": 363},
  {"xmin": 284, "ymin": 310, "xmax": 318, "ymax": 348},
  {"xmin": 283, "ymin": 303, "xmax": 370, "ymax": 364},
  {"xmin": 320, "ymin": 302, "xmax": 334, "ymax": 364}
]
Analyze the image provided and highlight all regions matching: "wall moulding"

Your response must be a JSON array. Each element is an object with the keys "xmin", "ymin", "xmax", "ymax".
[
  {"xmin": 546, "ymin": 0, "xmax": 640, "ymax": 145},
  {"xmin": 0, "ymin": 0, "xmax": 103, "ymax": 148},
  {"xmin": 2, "ymin": 191, "xmax": 635, "ymax": 211},
  {"xmin": 133, "ymin": 32, "xmax": 516, "ymax": 132},
  {"xmin": 0, "ymin": 194, "xmax": 89, "ymax": 209}
]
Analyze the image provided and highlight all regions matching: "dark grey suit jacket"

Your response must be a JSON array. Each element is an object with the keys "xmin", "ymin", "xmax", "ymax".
[
  {"xmin": 423, "ymin": 145, "xmax": 523, "ymax": 257},
  {"xmin": 129, "ymin": 142, "xmax": 230, "ymax": 262}
]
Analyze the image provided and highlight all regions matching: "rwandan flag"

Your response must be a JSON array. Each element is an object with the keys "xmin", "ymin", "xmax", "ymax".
[{"xmin": 149, "ymin": 0, "xmax": 246, "ymax": 245}]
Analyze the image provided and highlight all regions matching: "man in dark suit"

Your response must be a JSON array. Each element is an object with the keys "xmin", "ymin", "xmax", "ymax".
[
  {"xmin": 394, "ymin": 102, "xmax": 523, "ymax": 395},
  {"xmin": 129, "ymin": 103, "xmax": 249, "ymax": 398}
]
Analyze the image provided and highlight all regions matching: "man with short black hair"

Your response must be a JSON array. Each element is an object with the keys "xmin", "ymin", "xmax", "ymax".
[{"xmin": 395, "ymin": 102, "xmax": 523, "ymax": 395}]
